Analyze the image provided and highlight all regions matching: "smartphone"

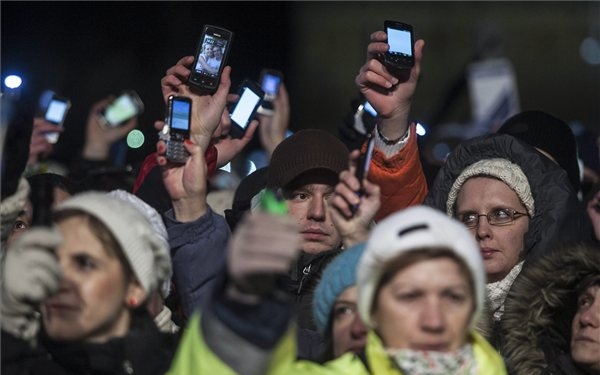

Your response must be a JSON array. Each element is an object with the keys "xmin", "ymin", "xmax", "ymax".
[
  {"xmin": 363, "ymin": 101, "xmax": 377, "ymax": 117},
  {"xmin": 44, "ymin": 95, "xmax": 71, "ymax": 143},
  {"xmin": 257, "ymin": 69, "xmax": 283, "ymax": 116},
  {"xmin": 188, "ymin": 25, "xmax": 233, "ymax": 93},
  {"xmin": 100, "ymin": 90, "xmax": 144, "ymax": 128},
  {"xmin": 383, "ymin": 20, "xmax": 415, "ymax": 70},
  {"xmin": 355, "ymin": 133, "xmax": 375, "ymax": 186},
  {"xmin": 165, "ymin": 95, "xmax": 192, "ymax": 164},
  {"xmin": 229, "ymin": 79, "xmax": 264, "ymax": 138}
]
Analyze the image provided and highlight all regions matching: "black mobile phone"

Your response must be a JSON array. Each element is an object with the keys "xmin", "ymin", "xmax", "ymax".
[
  {"xmin": 100, "ymin": 90, "xmax": 144, "ymax": 128},
  {"xmin": 43, "ymin": 95, "xmax": 71, "ymax": 144},
  {"xmin": 383, "ymin": 21, "xmax": 415, "ymax": 70},
  {"xmin": 257, "ymin": 69, "xmax": 283, "ymax": 116},
  {"xmin": 165, "ymin": 95, "xmax": 192, "ymax": 164},
  {"xmin": 229, "ymin": 79, "xmax": 264, "ymax": 138},
  {"xmin": 188, "ymin": 25, "xmax": 233, "ymax": 93},
  {"xmin": 355, "ymin": 133, "xmax": 375, "ymax": 187}
]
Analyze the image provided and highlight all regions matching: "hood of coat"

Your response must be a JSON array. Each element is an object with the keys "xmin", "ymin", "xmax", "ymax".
[
  {"xmin": 425, "ymin": 133, "xmax": 589, "ymax": 262},
  {"xmin": 500, "ymin": 245, "xmax": 600, "ymax": 375}
]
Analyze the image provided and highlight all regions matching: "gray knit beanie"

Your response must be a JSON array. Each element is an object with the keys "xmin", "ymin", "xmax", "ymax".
[
  {"xmin": 55, "ymin": 191, "xmax": 172, "ymax": 296},
  {"xmin": 446, "ymin": 158, "xmax": 535, "ymax": 217}
]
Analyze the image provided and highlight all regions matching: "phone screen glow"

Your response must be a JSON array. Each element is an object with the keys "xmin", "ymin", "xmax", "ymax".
[
  {"xmin": 171, "ymin": 100, "xmax": 191, "ymax": 130},
  {"xmin": 231, "ymin": 87, "xmax": 260, "ymax": 129},
  {"xmin": 364, "ymin": 101, "xmax": 377, "ymax": 117},
  {"xmin": 45, "ymin": 100, "xmax": 68, "ymax": 124},
  {"xmin": 195, "ymin": 34, "xmax": 228, "ymax": 77},
  {"xmin": 105, "ymin": 95, "xmax": 137, "ymax": 125},
  {"xmin": 387, "ymin": 28, "xmax": 412, "ymax": 56},
  {"xmin": 262, "ymin": 74, "xmax": 281, "ymax": 96}
]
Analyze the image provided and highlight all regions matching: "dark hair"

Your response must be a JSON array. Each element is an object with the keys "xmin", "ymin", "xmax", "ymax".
[{"xmin": 371, "ymin": 247, "xmax": 475, "ymax": 316}]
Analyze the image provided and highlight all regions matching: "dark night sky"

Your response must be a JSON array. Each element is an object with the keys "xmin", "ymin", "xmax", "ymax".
[{"xmin": 1, "ymin": 1, "xmax": 291, "ymax": 167}]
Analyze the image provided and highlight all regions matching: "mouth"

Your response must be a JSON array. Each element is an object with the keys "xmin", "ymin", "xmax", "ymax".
[
  {"xmin": 44, "ymin": 301, "xmax": 79, "ymax": 312},
  {"xmin": 301, "ymin": 228, "xmax": 328, "ymax": 240},
  {"xmin": 574, "ymin": 335, "xmax": 597, "ymax": 343},
  {"xmin": 480, "ymin": 247, "xmax": 498, "ymax": 259}
]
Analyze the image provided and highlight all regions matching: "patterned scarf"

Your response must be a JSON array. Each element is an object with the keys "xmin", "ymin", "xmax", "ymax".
[
  {"xmin": 486, "ymin": 261, "xmax": 524, "ymax": 321},
  {"xmin": 386, "ymin": 344, "xmax": 477, "ymax": 375}
]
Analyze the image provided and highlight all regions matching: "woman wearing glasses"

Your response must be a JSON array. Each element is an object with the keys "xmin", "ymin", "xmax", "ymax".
[{"xmin": 425, "ymin": 133, "xmax": 590, "ymax": 348}]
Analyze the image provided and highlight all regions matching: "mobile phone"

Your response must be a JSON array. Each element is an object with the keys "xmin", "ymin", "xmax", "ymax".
[
  {"xmin": 100, "ymin": 90, "xmax": 144, "ymax": 128},
  {"xmin": 188, "ymin": 25, "xmax": 233, "ymax": 93},
  {"xmin": 363, "ymin": 101, "xmax": 377, "ymax": 117},
  {"xmin": 229, "ymin": 79, "xmax": 264, "ymax": 138},
  {"xmin": 165, "ymin": 95, "xmax": 192, "ymax": 164},
  {"xmin": 257, "ymin": 69, "xmax": 283, "ymax": 116},
  {"xmin": 44, "ymin": 95, "xmax": 71, "ymax": 144},
  {"xmin": 383, "ymin": 21, "xmax": 415, "ymax": 70},
  {"xmin": 355, "ymin": 133, "xmax": 375, "ymax": 187}
]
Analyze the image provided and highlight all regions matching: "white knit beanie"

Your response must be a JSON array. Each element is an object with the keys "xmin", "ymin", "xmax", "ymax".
[
  {"xmin": 446, "ymin": 158, "xmax": 535, "ymax": 217},
  {"xmin": 55, "ymin": 191, "xmax": 172, "ymax": 296},
  {"xmin": 357, "ymin": 206, "xmax": 485, "ymax": 329},
  {"xmin": 107, "ymin": 189, "xmax": 172, "ymax": 299}
]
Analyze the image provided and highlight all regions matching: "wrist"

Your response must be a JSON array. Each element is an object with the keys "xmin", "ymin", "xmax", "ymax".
[{"xmin": 172, "ymin": 198, "xmax": 207, "ymax": 222}]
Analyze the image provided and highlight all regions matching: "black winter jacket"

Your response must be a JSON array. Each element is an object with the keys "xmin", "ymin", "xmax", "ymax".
[{"xmin": 1, "ymin": 310, "xmax": 180, "ymax": 375}]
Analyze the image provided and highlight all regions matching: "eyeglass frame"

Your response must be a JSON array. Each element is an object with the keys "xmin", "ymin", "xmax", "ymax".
[{"xmin": 455, "ymin": 208, "xmax": 529, "ymax": 229}]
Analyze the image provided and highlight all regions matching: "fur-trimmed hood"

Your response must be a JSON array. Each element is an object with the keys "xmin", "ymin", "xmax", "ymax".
[{"xmin": 500, "ymin": 244, "xmax": 600, "ymax": 375}]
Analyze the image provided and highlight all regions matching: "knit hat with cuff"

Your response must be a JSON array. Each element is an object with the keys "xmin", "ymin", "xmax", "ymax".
[
  {"xmin": 446, "ymin": 158, "xmax": 535, "ymax": 218},
  {"xmin": 357, "ymin": 206, "xmax": 485, "ymax": 329},
  {"xmin": 313, "ymin": 242, "xmax": 366, "ymax": 334},
  {"xmin": 55, "ymin": 191, "xmax": 172, "ymax": 296},
  {"xmin": 267, "ymin": 129, "xmax": 349, "ymax": 189}
]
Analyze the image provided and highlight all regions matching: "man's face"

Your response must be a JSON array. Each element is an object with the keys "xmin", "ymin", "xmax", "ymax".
[{"xmin": 283, "ymin": 173, "xmax": 342, "ymax": 254}]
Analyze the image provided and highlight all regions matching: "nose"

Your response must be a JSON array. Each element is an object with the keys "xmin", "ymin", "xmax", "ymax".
[
  {"xmin": 350, "ymin": 313, "xmax": 368, "ymax": 338},
  {"xmin": 307, "ymin": 196, "xmax": 326, "ymax": 221},
  {"xmin": 475, "ymin": 215, "xmax": 492, "ymax": 240},
  {"xmin": 579, "ymin": 299, "xmax": 600, "ymax": 327},
  {"xmin": 420, "ymin": 300, "xmax": 445, "ymax": 332}
]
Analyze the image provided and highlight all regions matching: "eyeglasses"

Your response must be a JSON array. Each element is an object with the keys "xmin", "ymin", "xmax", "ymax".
[{"xmin": 455, "ymin": 208, "xmax": 528, "ymax": 229}]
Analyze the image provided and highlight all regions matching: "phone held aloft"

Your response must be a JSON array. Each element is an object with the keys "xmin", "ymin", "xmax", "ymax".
[
  {"xmin": 229, "ymin": 79, "xmax": 264, "ymax": 138},
  {"xmin": 257, "ymin": 68, "xmax": 283, "ymax": 116},
  {"xmin": 44, "ymin": 95, "xmax": 71, "ymax": 144},
  {"xmin": 99, "ymin": 90, "xmax": 144, "ymax": 128},
  {"xmin": 165, "ymin": 95, "xmax": 192, "ymax": 164},
  {"xmin": 383, "ymin": 20, "xmax": 415, "ymax": 70},
  {"xmin": 188, "ymin": 25, "xmax": 233, "ymax": 93}
]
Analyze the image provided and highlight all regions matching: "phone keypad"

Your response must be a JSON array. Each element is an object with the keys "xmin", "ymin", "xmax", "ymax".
[{"xmin": 166, "ymin": 140, "xmax": 190, "ymax": 164}]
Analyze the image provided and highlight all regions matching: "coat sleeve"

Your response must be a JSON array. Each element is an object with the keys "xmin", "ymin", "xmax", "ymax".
[
  {"xmin": 165, "ymin": 207, "xmax": 230, "ymax": 319},
  {"xmin": 368, "ymin": 123, "xmax": 429, "ymax": 222}
]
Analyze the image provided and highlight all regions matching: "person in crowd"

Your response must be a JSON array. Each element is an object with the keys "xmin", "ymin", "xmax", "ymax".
[
  {"xmin": 1, "ymin": 191, "xmax": 178, "ymax": 375},
  {"xmin": 195, "ymin": 43, "xmax": 217, "ymax": 75},
  {"xmin": 166, "ymin": 205, "xmax": 507, "ymax": 375},
  {"xmin": 6, "ymin": 172, "xmax": 76, "ymax": 248},
  {"xmin": 496, "ymin": 110, "xmax": 582, "ymax": 197},
  {"xmin": 424, "ymin": 134, "xmax": 591, "ymax": 347},
  {"xmin": 312, "ymin": 242, "xmax": 368, "ymax": 362},
  {"xmin": 500, "ymin": 243, "xmax": 600, "ymax": 375}
]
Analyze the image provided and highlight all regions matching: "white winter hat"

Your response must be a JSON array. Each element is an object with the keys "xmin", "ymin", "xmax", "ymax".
[
  {"xmin": 446, "ymin": 158, "xmax": 535, "ymax": 217},
  {"xmin": 55, "ymin": 191, "xmax": 172, "ymax": 296},
  {"xmin": 357, "ymin": 205, "xmax": 485, "ymax": 329}
]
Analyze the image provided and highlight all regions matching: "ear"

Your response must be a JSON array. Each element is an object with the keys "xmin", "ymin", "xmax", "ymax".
[{"xmin": 124, "ymin": 280, "xmax": 146, "ymax": 309}]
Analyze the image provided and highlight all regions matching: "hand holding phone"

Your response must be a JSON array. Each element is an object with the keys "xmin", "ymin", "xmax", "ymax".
[
  {"xmin": 188, "ymin": 25, "xmax": 233, "ymax": 93},
  {"xmin": 229, "ymin": 79, "xmax": 264, "ymax": 138},
  {"xmin": 383, "ymin": 20, "xmax": 415, "ymax": 70},
  {"xmin": 165, "ymin": 96, "xmax": 192, "ymax": 164},
  {"xmin": 43, "ymin": 95, "xmax": 71, "ymax": 143},
  {"xmin": 257, "ymin": 69, "xmax": 283, "ymax": 116},
  {"xmin": 352, "ymin": 133, "xmax": 375, "ymax": 214},
  {"xmin": 99, "ymin": 91, "xmax": 144, "ymax": 128}
]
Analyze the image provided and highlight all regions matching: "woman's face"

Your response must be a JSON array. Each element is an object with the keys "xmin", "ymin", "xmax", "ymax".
[
  {"xmin": 455, "ymin": 177, "xmax": 529, "ymax": 283},
  {"xmin": 42, "ymin": 215, "xmax": 142, "ymax": 343},
  {"xmin": 203, "ymin": 44, "xmax": 213, "ymax": 56},
  {"xmin": 372, "ymin": 257, "xmax": 473, "ymax": 352},
  {"xmin": 571, "ymin": 285, "xmax": 600, "ymax": 373},
  {"xmin": 331, "ymin": 286, "xmax": 367, "ymax": 357}
]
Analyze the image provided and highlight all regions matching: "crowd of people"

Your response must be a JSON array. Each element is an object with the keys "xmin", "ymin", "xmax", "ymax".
[{"xmin": 1, "ymin": 23, "xmax": 599, "ymax": 375}]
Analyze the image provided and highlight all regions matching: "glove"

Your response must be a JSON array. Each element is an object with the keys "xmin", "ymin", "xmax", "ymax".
[
  {"xmin": 1, "ymin": 227, "xmax": 62, "ymax": 340},
  {"xmin": 226, "ymin": 212, "xmax": 301, "ymax": 303}
]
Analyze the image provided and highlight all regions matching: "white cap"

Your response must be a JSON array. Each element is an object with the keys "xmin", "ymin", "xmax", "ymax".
[{"xmin": 357, "ymin": 205, "xmax": 485, "ymax": 329}]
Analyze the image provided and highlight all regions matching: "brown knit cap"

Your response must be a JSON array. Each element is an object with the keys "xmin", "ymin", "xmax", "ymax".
[{"xmin": 267, "ymin": 129, "xmax": 349, "ymax": 189}]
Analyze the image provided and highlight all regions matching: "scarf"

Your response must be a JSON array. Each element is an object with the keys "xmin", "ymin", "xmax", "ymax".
[
  {"xmin": 386, "ymin": 344, "xmax": 477, "ymax": 375},
  {"xmin": 486, "ymin": 261, "xmax": 524, "ymax": 321}
]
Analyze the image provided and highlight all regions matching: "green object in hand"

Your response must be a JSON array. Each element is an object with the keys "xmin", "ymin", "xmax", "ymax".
[{"xmin": 260, "ymin": 189, "xmax": 288, "ymax": 216}]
